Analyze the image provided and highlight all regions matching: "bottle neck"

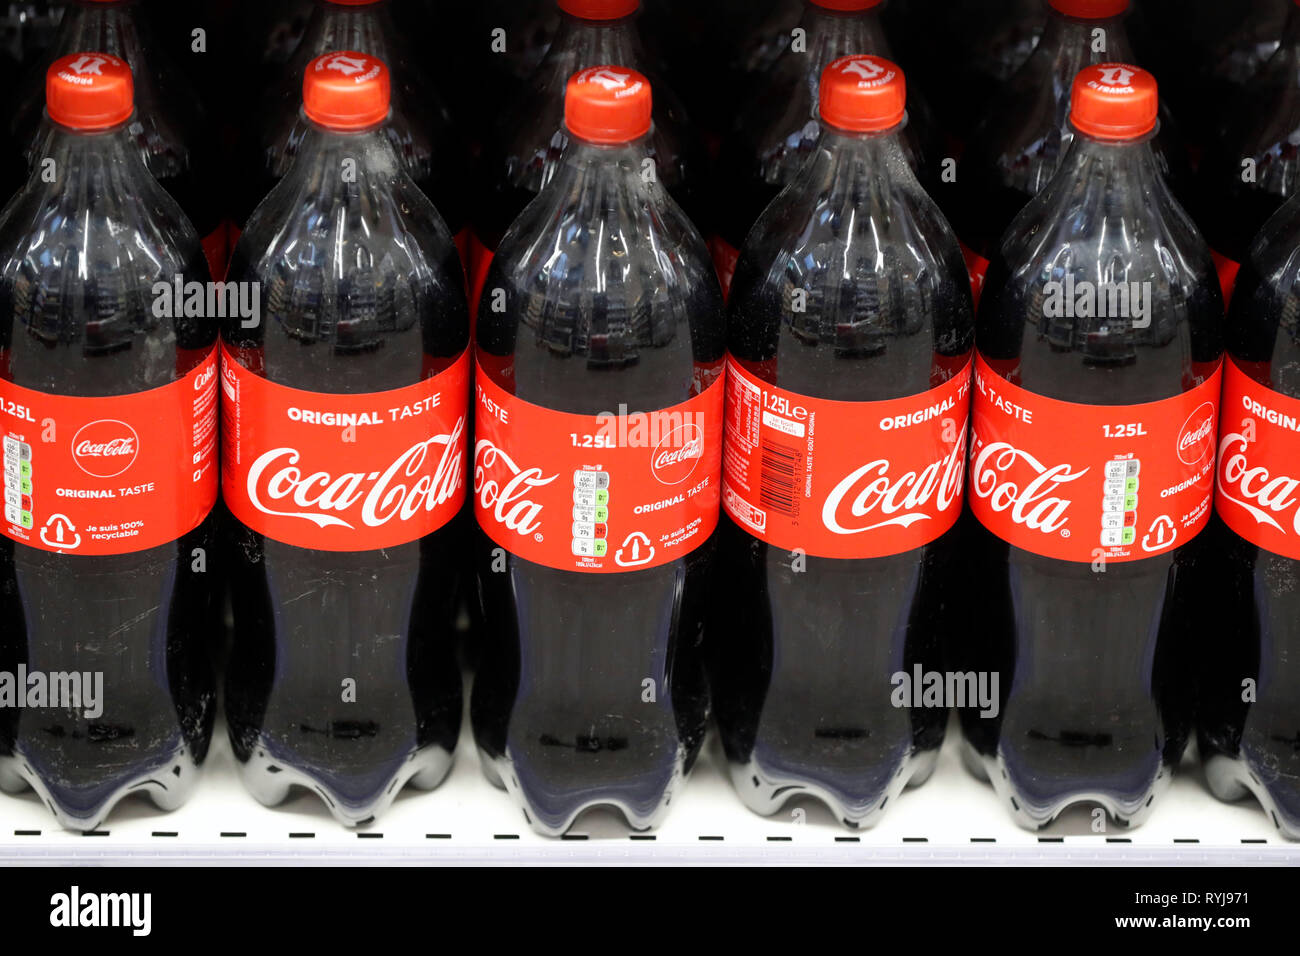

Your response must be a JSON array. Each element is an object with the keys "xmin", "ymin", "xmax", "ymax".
[
  {"xmin": 798, "ymin": 2, "xmax": 892, "ymax": 66},
  {"xmin": 558, "ymin": 135, "xmax": 653, "ymax": 180},
  {"xmin": 1036, "ymin": 7, "xmax": 1133, "ymax": 76},
  {"xmin": 1046, "ymin": 129, "xmax": 1169, "ymax": 219},
  {"xmin": 56, "ymin": 2, "xmax": 146, "ymax": 60},
  {"xmin": 304, "ymin": 2, "xmax": 395, "ymax": 60},
  {"xmin": 814, "ymin": 124, "xmax": 916, "ymax": 184},
  {"xmin": 527, "ymin": 133, "xmax": 666, "ymax": 222},
  {"xmin": 26, "ymin": 119, "xmax": 163, "ymax": 203},
  {"xmin": 291, "ymin": 119, "xmax": 405, "ymax": 179},
  {"xmin": 543, "ymin": 12, "xmax": 642, "ymax": 76}
]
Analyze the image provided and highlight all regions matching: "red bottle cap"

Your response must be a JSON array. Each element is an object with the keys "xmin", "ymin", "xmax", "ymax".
[
  {"xmin": 565, "ymin": 65, "xmax": 652, "ymax": 143},
  {"xmin": 1069, "ymin": 63, "xmax": 1158, "ymax": 140},
  {"xmin": 1048, "ymin": 0, "xmax": 1129, "ymax": 17},
  {"xmin": 46, "ymin": 53, "xmax": 134, "ymax": 131},
  {"xmin": 303, "ymin": 51, "xmax": 391, "ymax": 131},
  {"xmin": 819, "ymin": 54, "xmax": 906, "ymax": 132},
  {"xmin": 558, "ymin": 0, "xmax": 639, "ymax": 19},
  {"xmin": 809, "ymin": 0, "xmax": 884, "ymax": 11}
]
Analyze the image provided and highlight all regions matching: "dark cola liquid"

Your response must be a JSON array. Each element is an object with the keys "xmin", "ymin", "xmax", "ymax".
[
  {"xmin": 1197, "ymin": 230, "xmax": 1300, "ymax": 837},
  {"xmin": 221, "ymin": 131, "xmax": 467, "ymax": 825},
  {"xmin": 709, "ymin": 132, "xmax": 973, "ymax": 826},
  {"xmin": 472, "ymin": 143, "xmax": 723, "ymax": 835},
  {"xmin": 953, "ymin": 136, "xmax": 1223, "ymax": 828},
  {"xmin": 0, "ymin": 126, "xmax": 217, "ymax": 827}
]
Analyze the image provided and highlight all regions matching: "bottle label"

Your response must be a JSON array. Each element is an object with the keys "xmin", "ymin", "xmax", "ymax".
[
  {"xmin": 970, "ymin": 353, "xmax": 1222, "ymax": 563},
  {"xmin": 708, "ymin": 236, "xmax": 740, "ymax": 301},
  {"xmin": 474, "ymin": 363, "xmax": 724, "ymax": 573},
  {"xmin": 468, "ymin": 232, "xmax": 494, "ymax": 322},
  {"xmin": 221, "ymin": 345, "xmax": 470, "ymax": 551},
  {"xmin": 201, "ymin": 223, "xmax": 230, "ymax": 283},
  {"xmin": 1210, "ymin": 248, "xmax": 1241, "ymax": 308},
  {"xmin": 0, "ymin": 347, "xmax": 219, "ymax": 555},
  {"xmin": 959, "ymin": 241, "xmax": 989, "ymax": 309},
  {"xmin": 1216, "ymin": 357, "xmax": 1300, "ymax": 560},
  {"xmin": 722, "ymin": 355, "xmax": 972, "ymax": 558}
]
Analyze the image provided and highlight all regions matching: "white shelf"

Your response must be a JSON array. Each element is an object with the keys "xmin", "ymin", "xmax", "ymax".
[{"xmin": 2, "ymin": 710, "xmax": 1294, "ymax": 864}]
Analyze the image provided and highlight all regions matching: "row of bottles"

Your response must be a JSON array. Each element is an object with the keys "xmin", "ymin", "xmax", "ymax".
[
  {"xmin": 3, "ymin": 1, "xmax": 1300, "ymax": 303},
  {"xmin": 0, "ymin": 0, "xmax": 1295, "ymax": 839}
]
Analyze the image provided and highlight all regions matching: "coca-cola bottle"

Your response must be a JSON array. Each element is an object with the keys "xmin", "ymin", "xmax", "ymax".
[
  {"xmin": 894, "ymin": 0, "xmax": 1043, "ymax": 142},
  {"xmin": 1194, "ymin": 0, "xmax": 1300, "ymax": 297},
  {"xmin": 472, "ymin": 66, "xmax": 724, "ymax": 835},
  {"xmin": 956, "ymin": 64, "xmax": 1224, "ymax": 829},
  {"xmin": 10, "ymin": 0, "xmax": 227, "ymax": 280},
  {"xmin": 222, "ymin": 51, "xmax": 469, "ymax": 826},
  {"xmin": 459, "ymin": 0, "xmax": 558, "ymax": 104},
  {"xmin": 713, "ymin": 0, "xmax": 938, "ymax": 298},
  {"xmin": 1199, "ymin": 195, "xmax": 1300, "ymax": 838},
  {"xmin": 723, "ymin": 0, "xmax": 802, "ymax": 96},
  {"xmin": 1145, "ymin": 0, "xmax": 1289, "ymax": 151},
  {"xmin": 471, "ymin": 0, "xmax": 696, "ymax": 312},
  {"xmin": 245, "ymin": 0, "xmax": 469, "ymax": 250},
  {"xmin": 710, "ymin": 56, "xmax": 974, "ymax": 827},
  {"xmin": 952, "ymin": 0, "xmax": 1188, "ymax": 279},
  {"xmin": 0, "ymin": 53, "xmax": 219, "ymax": 830}
]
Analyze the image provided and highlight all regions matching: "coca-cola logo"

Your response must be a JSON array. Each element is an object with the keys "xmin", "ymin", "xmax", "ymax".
[
  {"xmin": 221, "ymin": 363, "xmax": 238, "ymax": 402},
  {"xmin": 838, "ymin": 55, "xmax": 894, "ymax": 88},
  {"xmin": 72, "ymin": 420, "xmax": 139, "ymax": 478},
  {"xmin": 1177, "ymin": 402, "xmax": 1217, "ymax": 465},
  {"xmin": 970, "ymin": 442, "xmax": 1090, "ymax": 535},
  {"xmin": 1217, "ymin": 430, "xmax": 1300, "ymax": 536},
  {"xmin": 246, "ymin": 418, "xmax": 465, "ymax": 530},
  {"xmin": 651, "ymin": 424, "xmax": 704, "ymax": 486},
  {"xmin": 194, "ymin": 362, "xmax": 217, "ymax": 392},
  {"xmin": 322, "ymin": 53, "xmax": 373, "ymax": 78},
  {"xmin": 584, "ymin": 67, "xmax": 633, "ymax": 92},
  {"xmin": 67, "ymin": 55, "xmax": 108, "ymax": 76},
  {"xmin": 475, "ymin": 440, "xmax": 558, "ymax": 537},
  {"xmin": 1095, "ymin": 65, "xmax": 1136, "ymax": 88},
  {"xmin": 822, "ymin": 423, "xmax": 967, "ymax": 535}
]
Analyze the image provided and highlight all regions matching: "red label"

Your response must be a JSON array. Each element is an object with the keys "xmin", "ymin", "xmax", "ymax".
[
  {"xmin": 221, "ymin": 345, "xmax": 470, "ymax": 551},
  {"xmin": 454, "ymin": 225, "xmax": 471, "ymax": 276},
  {"xmin": 202, "ymin": 223, "xmax": 231, "ymax": 283},
  {"xmin": 0, "ymin": 348, "xmax": 219, "ymax": 555},
  {"xmin": 468, "ymin": 232, "xmax": 493, "ymax": 326},
  {"xmin": 960, "ymin": 241, "xmax": 989, "ymax": 310},
  {"xmin": 473, "ymin": 363, "xmax": 724, "ymax": 573},
  {"xmin": 1216, "ymin": 357, "xmax": 1300, "ymax": 560},
  {"xmin": 1211, "ymin": 248, "xmax": 1241, "ymax": 309},
  {"xmin": 708, "ymin": 235, "xmax": 740, "ymax": 302},
  {"xmin": 722, "ymin": 356, "xmax": 972, "ymax": 558},
  {"xmin": 970, "ymin": 353, "xmax": 1222, "ymax": 563}
]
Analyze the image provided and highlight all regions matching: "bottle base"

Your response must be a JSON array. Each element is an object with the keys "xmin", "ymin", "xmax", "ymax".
[
  {"xmin": 476, "ymin": 746, "xmax": 684, "ymax": 837},
  {"xmin": 1203, "ymin": 751, "xmax": 1300, "ymax": 840},
  {"xmin": 0, "ymin": 745, "xmax": 202, "ymax": 832},
  {"xmin": 725, "ymin": 747, "xmax": 940, "ymax": 829},
  {"xmin": 234, "ymin": 742, "xmax": 454, "ymax": 827},
  {"xmin": 961, "ymin": 739, "xmax": 1171, "ymax": 831}
]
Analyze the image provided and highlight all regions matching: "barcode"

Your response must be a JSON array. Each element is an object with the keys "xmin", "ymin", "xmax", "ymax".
[{"xmin": 759, "ymin": 439, "xmax": 800, "ymax": 516}]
